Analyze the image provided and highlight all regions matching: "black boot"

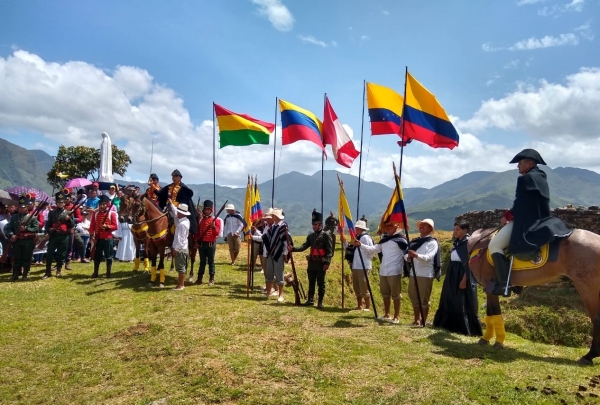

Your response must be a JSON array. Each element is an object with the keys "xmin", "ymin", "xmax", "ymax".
[
  {"xmin": 10, "ymin": 270, "xmax": 19, "ymax": 282},
  {"xmin": 209, "ymin": 275, "xmax": 214, "ymax": 286},
  {"xmin": 42, "ymin": 265, "xmax": 52, "ymax": 279},
  {"xmin": 491, "ymin": 253, "xmax": 511, "ymax": 297},
  {"xmin": 302, "ymin": 297, "xmax": 315, "ymax": 306},
  {"xmin": 195, "ymin": 275, "xmax": 203, "ymax": 285},
  {"xmin": 106, "ymin": 263, "xmax": 112, "ymax": 278},
  {"xmin": 65, "ymin": 260, "xmax": 72, "ymax": 270},
  {"xmin": 91, "ymin": 263, "xmax": 99, "ymax": 278},
  {"xmin": 56, "ymin": 266, "xmax": 63, "ymax": 278},
  {"xmin": 317, "ymin": 296, "xmax": 324, "ymax": 309},
  {"xmin": 22, "ymin": 270, "xmax": 29, "ymax": 281}
]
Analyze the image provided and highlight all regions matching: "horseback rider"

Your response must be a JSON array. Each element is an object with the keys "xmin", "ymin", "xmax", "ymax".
[
  {"xmin": 488, "ymin": 148, "xmax": 570, "ymax": 296},
  {"xmin": 146, "ymin": 173, "xmax": 161, "ymax": 204},
  {"xmin": 156, "ymin": 169, "xmax": 198, "ymax": 235}
]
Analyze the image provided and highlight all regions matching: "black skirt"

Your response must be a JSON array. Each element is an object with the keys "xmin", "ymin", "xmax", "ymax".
[{"xmin": 433, "ymin": 261, "xmax": 482, "ymax": 336}]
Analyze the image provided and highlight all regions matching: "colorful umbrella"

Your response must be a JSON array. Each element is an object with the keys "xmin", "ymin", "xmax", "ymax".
[
  {"xmin": 4, "ymin": 187, "xmax": 54, "ymax": 203},
  {"xmin": 65, "ymin": 178, "xmax": 92, "ymax": 188}
]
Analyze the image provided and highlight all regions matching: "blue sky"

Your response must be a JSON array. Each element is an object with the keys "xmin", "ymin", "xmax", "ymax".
[{"xmin": 1, "ymin": 0, "xmax": 599, "ymax": 188}]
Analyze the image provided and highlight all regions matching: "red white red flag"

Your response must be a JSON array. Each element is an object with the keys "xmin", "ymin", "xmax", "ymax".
[{"xmin": 322, "ymin": 97, "xmax": 360, "ymax": 168}]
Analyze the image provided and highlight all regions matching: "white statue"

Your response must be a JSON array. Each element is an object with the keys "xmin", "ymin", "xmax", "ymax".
[{"xmin": 98, "ymin": 132, "xmax": 114, "ymax": 183}]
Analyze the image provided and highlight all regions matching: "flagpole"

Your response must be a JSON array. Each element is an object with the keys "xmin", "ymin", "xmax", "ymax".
[
  {"xmin": 357, "ymin": 80, "xmax": 366, "ymax": 219},
  {"xmin": 393, "ymin": 160, "xmax": 425, "ymax": 327},
  {"xmin": 321, "ymin": 93, "xmax": 326, "ymax": 216},
  {"xmin": 338, "ymin": 174, "xmax": 378, "ymax": 319},
  {"xmin": 213, "ymin": 103, "xmax": 217, "ymax": 206},
  {"xmin": 272, "ymin": 97, "xmax": 278, "ymax": 207},
  {"xmin": 399, "ymin": 67, "xmax": 408, "ymax": 180},
  {"xmin": 150, "ymin": 136, "xmax": 154, "ymax": 175}
]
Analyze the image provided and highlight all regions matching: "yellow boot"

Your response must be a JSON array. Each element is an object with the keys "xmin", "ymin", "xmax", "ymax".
[
  {"xmin": 159, "ymin": 269, "xmax": 165, "ymax": 288},
  {"xmin": 493, "ymin": 315, "xmax": 506, "ymax": 348},
  {"xmin": 150, "ymin": 267, "xmax": 157, "ymax": 283},
  {"xmin": 144, "ymin": 258, "xmax": 150, "ymax": 272},
  {"xmin": 133, "ymin": 258, "xmax": 140, "ymax": 271},
  {"xmin": 479, "ymin": 316, "xmax": 495, "ymax": 345}
]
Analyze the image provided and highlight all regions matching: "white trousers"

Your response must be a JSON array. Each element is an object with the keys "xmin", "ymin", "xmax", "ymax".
[{"xmin": 488, "ymin": 222, "xmax": 513, "ymax": 255}]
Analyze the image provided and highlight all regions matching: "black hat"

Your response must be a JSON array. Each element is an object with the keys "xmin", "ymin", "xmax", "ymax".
[
  {"xmin": 77, "ymin": 189, "xmax": 85, "ymax": 195},
  {"xmin": 312, "ymin": 211, "xmax": 323, "ymax": 223},
  {"xmin": 150, "ymin": 173, "xmax": 159, "ymax": 180},
  {"xmin": 18, "ymin": 195, "xmax": 30, "ymax": 208},
  {"xmin": 203, "ymin": 200, "xmax": 214, "ymax": 209},
  {"xmin": 509, "ymin": 148, "xmax": 547, "ymax": 165},
  {"xmin": 55, "ymin": 192, "xmax": 65, "ymax": 202},
  {"xmin": 171, "ymin": 169, "xmax": 182, "ymax": 177},
  {"xmin": 99, "ymin": 195, "xmax": 111, "ymax": 204}
]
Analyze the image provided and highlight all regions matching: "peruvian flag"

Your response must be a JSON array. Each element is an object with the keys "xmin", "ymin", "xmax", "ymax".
[{"xmin": 322, "ymin": 97, "xmax": 360, "ymax": 168}]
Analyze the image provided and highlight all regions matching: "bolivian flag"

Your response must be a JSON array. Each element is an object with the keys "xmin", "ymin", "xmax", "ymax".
[{"xmin": 214, "ymin": 103, "xmax": 275, "ymax": 148}]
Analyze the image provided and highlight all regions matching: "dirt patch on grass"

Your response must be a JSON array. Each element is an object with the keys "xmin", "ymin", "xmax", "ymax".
[{"xmin": 114, "ymin": 323, "xmax": 151, "ymax": 339}]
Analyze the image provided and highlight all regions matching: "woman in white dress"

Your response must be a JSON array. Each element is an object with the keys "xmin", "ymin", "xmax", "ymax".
[{"xmin": 114, "ymin": 221, "xmax": 136, "ymax": 262}]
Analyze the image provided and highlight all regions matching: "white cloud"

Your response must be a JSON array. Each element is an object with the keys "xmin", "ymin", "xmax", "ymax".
[
  {"xmin": 538, "ymin": 0, "xmax": 585, "ymax": 15},
  {"xmin": 503, "ymin": 59, "xmax": 520, "ymax": 69},
  {"xmin": 298, "ymin": 35, "xmax": 328, "ymax": 47},
  {"xmin": 516, "ymin": 0, "xmax": 545, "ymax": 5},
  {"xmin": 485, "ymin": 73, "xmax": 502, "ymax": 86},
  {"xmin": 382, "ymin": 10, "xmax": 390, "ymax": 15},
  {"xmin": 509, "ymin": 32, "xmax": 580, "ymax": 50},
  {"xmin": 251, "ymin": 0, "xmax": 294, "ymax": 32},
  {"xmin": 360, "ymin": 35, "xmax": 369, "ymax": 41},
  {"xmin": 458, "ymin": 68, "xmax": 600, "ymax": 142},
  {"xmin": 330, "ymin": 40, "xmax": 338, "ymax": 47},
  {"xmin": 484, "ymin": 24, "xmax": 593, "ymax": 52},
  {"xmin": 0, "ymin": 50, "xmax": 324, "ymax": 187}
]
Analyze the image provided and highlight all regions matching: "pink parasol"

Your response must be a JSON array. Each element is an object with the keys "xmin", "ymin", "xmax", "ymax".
[{"xmin": 65, "ymin": 178, "xmax": 92, "ymax": 188}]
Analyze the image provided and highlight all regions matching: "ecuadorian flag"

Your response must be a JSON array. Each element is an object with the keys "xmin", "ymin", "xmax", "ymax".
[
  {"xmin": 403, "ymin": 72, "xmax": 459, "ymax": 149},
  {"xmin": 338, "ymin": 183, "xmax": 356, "ymax": 240},
  {"xmin": 379, "ymin": 174, "xmax": 408, "ymax": 232},
  {"xmin": 366, "ymin": 82, "xmax": 404, "ymax": 136},
  {"xmin": 279, "ymin": 99, "xmax": 326, "ymax": 153}
]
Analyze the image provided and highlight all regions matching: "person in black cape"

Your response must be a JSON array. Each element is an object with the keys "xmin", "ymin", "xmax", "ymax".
[
  {"xmin": 488, "ymin": 148, "xmax": 571, "ymax": 296},
  {"xmin": 156, "ymin": 169, "xmax": 198, "ymax": 235},
  {"xmin": 433, "ymin": 222, "xmax": 482, "ymax": 336}
]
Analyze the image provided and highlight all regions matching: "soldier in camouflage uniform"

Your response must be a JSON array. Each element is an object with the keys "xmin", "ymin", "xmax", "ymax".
[
  {"xmin": 4, "ymin": 195, "xmax": 39, "ymax": 281},
  {"xmin": 292, "ymin": 211, "xmax": 333, "ymax": 308}
]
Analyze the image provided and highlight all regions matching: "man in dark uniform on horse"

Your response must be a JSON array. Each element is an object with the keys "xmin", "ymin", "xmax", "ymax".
[
  {"xmin": 156, "ymin": 169, "xmax": 198, "ymax": 235},
  {"xmin": 488, "ymin": 148, "xmax": 570, "ymax": 296}
]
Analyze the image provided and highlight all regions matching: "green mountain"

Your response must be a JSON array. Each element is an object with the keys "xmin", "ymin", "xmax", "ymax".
[
  {"xmin": 2, "ymin": 137, "xmax": 600, "ymax": 233},
  {"xmin": 0, "ymin": 138, "xmax": 54, "ymax": 194}
]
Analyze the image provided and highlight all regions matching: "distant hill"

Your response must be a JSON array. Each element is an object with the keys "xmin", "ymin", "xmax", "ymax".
[
  {"xmin": 2, "ymin": 137, "xmax": 600, "ymax": 232},
  {"xmin": 0, "ymin": 138, "xmax": 54, "ymax": 194}
]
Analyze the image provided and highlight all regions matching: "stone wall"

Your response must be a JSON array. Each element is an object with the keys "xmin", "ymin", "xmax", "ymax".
[{"xmin": 455, "ymin": 205, "xmax": 600, "ymax": 234}]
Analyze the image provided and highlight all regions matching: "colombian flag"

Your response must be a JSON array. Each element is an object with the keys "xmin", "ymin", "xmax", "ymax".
[
  {"xmin": 214, "ymin": 103, "xmax": 275, "ymax": 148},
  {"xmin": 251, "ymin": 177, "xmax": 263, "ymax": 222},
  {"xmin": 279, "ymin": 99, "xmax": 326, "ymax": 153},
  {"xmin": 338, "ymin": 181, "xmax": 356, "ymax": 240},
  {"xmin": 379, "ymin": 173, "xmax": 408, "ymax": 232},
  {"xmin": 366, "ymin": 82, "xmax": 404, "ymax": 136},
  {"xmin": 403, "ymin": 72, "xmax": 459, "ymax": 149}
]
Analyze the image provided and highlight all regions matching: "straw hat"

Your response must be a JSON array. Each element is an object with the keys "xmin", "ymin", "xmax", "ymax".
[
  {"xmin": 416, "ymin": 218, "xmax": 435, "ymax": 231},
  {"xmin": 225, "ymin": 203, "xmax": 235, "ymax": 210},
  {"xmin": 355, "ymin": 220, "xmax": 369, "ymax": 231},
  {"xmin": 176, "ymin": 203, "xmax": 191, "ymax": 216},
  {"xmin": 271, "ymin": 209, "xmax": 284, "ymax": 220}
]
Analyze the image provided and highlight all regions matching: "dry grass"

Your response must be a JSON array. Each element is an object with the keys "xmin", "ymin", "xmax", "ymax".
[{"xmin": 0, "ymin": 236, "xmax": 598, "ymax": 404}]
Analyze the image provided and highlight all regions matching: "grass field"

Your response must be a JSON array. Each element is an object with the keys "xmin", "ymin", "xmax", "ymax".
[{"xmin": 1, "ymin": 235, "xmax": 599, "ymax": 404}]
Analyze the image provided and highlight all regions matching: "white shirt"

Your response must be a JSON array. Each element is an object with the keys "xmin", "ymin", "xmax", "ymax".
[
  {"xmin": 343, "ymin": 232, "xmax": 374, "ymax": 270},
  {"xmin": 76, "ymin": 218, "xmax": 91, "ymax": 236},
  {"xmin": 169, "ymin": 204, "xmax": 190, "ymax": 251},
  {"xmin": 406, "ymin": 235, "xmax": 438, "ymax": 278},
  {"xmin": 360, "ymin": 232, "xmax": 406, "ymax": 277},
  {"xmin": 223, "ymin": 213, "xmax": 244, "ymax": 237},
  {"xmin": 216, "ymin": 217, "xmax": 224, "ymax": 238}
]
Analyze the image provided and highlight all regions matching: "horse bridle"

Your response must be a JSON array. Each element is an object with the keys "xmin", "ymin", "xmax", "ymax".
[{"xmin": 132, "ymin": 197, "xmax": 168, "ymax": 226}]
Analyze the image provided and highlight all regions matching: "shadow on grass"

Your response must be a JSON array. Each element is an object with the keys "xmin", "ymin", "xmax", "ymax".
[
  {"xmin": 427, "ymin": 330, "xmax": 576, "ymax": 365},
  {"xmin": 332, "ymin": 319, "xmax": 367, "ymax": 328}
]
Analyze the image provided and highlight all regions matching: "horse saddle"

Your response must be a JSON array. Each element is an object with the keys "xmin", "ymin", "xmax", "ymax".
[{"xmin": 485, "ymin": 244, "xmax": 550, "ymax": 271}]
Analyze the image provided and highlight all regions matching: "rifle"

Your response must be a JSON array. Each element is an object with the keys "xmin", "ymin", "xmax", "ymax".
[
  {"xmin": 90, "ymin": 197, "xmax": 115, "ymax": 259},
  {"xmin": 194, "ymin": 199, "xmax": 228, "ymax": 243},
  {"xmin": 4, "ymin": 198, "xmax": 48, "ymax": 260},
  {"xmin": 284, "ymin": 228, "xmax": 305, "ymax": 305}
]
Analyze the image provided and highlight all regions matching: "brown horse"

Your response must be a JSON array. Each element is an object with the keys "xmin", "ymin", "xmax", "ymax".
[
  {"xmin": 132, "ymin": 197, "xmax": 172, "ymax": 287},
  {"xmin": 118, "ymin": 195, "xmax": 149, "ymax": 273},
  {"xmin": 468, "ymin": 228, "xmax": 600, "ymax": 365}
]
